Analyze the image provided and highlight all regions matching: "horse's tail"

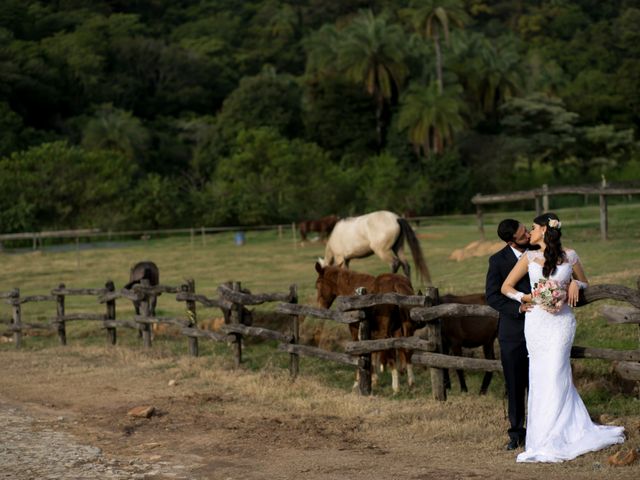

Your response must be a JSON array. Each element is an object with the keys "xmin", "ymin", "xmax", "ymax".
[{"xmin": 397, "ymin": 218, "xmax": 431, "ymax": 285}]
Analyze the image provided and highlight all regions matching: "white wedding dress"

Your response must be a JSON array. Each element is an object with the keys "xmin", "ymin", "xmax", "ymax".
[{"xmin": 516, "ymin": 249, "xmax": 625, "ymax": 463}]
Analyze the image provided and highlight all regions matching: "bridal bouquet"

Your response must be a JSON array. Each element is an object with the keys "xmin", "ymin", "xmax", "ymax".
[{"xmin": 531, "ymin": 278, "xmax": 567, "ymax": 314}]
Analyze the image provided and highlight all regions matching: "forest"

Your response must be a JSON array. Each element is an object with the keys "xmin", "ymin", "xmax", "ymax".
[{"xmin": 0, "ymin": 0, "xmax": 639, "ymax": 232}]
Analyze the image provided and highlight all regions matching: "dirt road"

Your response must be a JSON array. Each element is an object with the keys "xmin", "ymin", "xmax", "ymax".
[{"xmin": 0, "ymin": 345, "xmax": 637, "ymax": 480}]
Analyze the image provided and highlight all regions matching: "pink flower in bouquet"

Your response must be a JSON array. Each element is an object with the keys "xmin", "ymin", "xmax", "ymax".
[{"xmin": 532, "ymin": 278, "xmax": 567, "ymax": 313}]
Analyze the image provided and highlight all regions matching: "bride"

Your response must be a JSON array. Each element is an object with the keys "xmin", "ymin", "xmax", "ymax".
[{"xmin": 501, "ymin": 212, "xmax": 625, "ymax": 462}]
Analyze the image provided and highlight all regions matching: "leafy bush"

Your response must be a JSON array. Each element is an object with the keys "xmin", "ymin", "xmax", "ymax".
[
  {"xmin": 0, "ymin": 141, "xmax": 136, "ymax": 232},
  {"xmin": 193, "ymin": 127, "xmax": 353, "ymax": 225}
]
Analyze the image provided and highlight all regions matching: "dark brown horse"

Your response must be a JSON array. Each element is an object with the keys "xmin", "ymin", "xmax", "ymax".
[
  {"xmin": 315, "ymin": 262, "xmax": 415, "ymax": 393},
  {"xmin": 298, "ymin": 214, "xmax": 339, "ymax": 242},
  {"xmin": 125, "ymin": 261, "xmax": 159, "ymax": 317},
  {"xmin": 439, "ymin": 293, "xmax": 497, "ymax": 395}
]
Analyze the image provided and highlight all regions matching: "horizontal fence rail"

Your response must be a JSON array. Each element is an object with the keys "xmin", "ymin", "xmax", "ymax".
[
  {"xmin": 0, "ymin": 223, "xmax": 297, "ymax": 251},
  {"xmin": 2, "ymin": 278, "xmax": 639, "ymax": 401},
  {"xmin": 472, "ymin": 182, "xmax": 640, "ymax": 240}
]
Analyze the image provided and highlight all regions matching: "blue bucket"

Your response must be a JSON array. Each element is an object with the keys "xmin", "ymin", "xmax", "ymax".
[{"xmin": 234, "ymin": 231, "xmax": 245, "ymax": 246}]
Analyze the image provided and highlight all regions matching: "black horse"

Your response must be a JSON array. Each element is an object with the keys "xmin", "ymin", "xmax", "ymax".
[{"xmin": 125, "ymin": 261, "xmax": 159, "ymax": 317}]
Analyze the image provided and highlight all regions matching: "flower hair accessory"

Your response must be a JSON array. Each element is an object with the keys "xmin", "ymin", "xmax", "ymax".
[{"xmin": 548, "ymin": 219, "xmax": 561, "ymax": 229}]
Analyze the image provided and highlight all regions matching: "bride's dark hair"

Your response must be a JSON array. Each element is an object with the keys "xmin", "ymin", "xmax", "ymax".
[{"xmin": 533, "ymin": 212, "xmax": 565, "ymax": 278}]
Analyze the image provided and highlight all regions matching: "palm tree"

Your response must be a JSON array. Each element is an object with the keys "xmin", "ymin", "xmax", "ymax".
[
  {"xmin": 397, "ymin": 81, "xmax": 466, "ymax": 157},
  {"xmin": 304, "ymin": 23, "xmax": 341, "ymax": 81},
  {"xmin": 337, "ymin": 10, "xmax": 409, "ymax": 149},
  {"xmin": 451, "ymin": 32, "xmax": 523, "ymax": 120},
  {"xmin": 267, "ymin": 3, "xmax": 299, "ymax": 40},
  {"xmin": 401, "ymin": 0, "xmax": 469, "ymax": 93}
]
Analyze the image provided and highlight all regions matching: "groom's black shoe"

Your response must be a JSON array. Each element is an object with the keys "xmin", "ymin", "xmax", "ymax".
[{"xmin": 505, "ymin": 438, "xmax": 524, "ymax": 451}]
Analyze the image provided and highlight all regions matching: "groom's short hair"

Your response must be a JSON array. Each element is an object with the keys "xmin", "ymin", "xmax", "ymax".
[{"xmin": 497, "ymin": 219, "xmax": 520, "ymax": 243}]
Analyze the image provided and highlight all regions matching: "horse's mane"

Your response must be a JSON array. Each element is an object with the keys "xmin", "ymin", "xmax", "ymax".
[{"xmin": 322, "ymin": 266, "xmax": 375, "ymax": 293}]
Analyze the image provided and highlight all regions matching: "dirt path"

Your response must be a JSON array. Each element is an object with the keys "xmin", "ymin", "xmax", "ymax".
[
  {"xmin": 0, "ymin": 346, "xmax": 638, "ymax": 480},
  {"xmin": 0, "ymin": 400, "xmax": 192, "ymax": 479}
]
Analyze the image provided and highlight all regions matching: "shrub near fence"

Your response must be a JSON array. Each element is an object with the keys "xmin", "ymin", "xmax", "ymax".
[{"xmin": 2, "ymin": 278, "xmax": 640, "ymax": 401}]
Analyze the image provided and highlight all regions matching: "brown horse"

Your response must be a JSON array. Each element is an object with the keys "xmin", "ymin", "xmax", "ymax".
[
  {"xmin": 298, "ymin": 214, "xmax": 339, "ymax": 242},
  {"xmin": 315, "ymin": 262, "xmax": 416, "ymax": 393},
  {"xmin": 439, "ymin": 293, "xmax": 497, "ymax": 395},
  {"xmin": 320, "ymin": 210, "xmax": 431, "ymax": 285}
]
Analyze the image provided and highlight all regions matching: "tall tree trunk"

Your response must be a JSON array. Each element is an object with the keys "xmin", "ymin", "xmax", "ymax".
[
  {"xmin": 429, "ymin": 127, "xmax": 435, "ymax": 155},
  {"xmin": 434, "ymin": 130, "xmax": 443, "ymax": 154},
  {"xmin": 375, "ymin": 92, "xmax": 386, "ymax": 153},
  {"xmin": 433, "ymin": 30, "xmax": 443, "ymax": 94}
]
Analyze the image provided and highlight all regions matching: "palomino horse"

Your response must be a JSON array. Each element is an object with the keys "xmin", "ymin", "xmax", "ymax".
[
  {"xmin": 320, "ymin": 210, "xmax": 431, "ymax": 285},
  {"xmin": 125, "ymin": 261, "xmax": 159, "ymax": 317},
  {"xmin": 315, "ymin": 262, "xmax": 416, "ymax": 393},
  {"xmin": 440, "ymin": 293, "xmax": 497, "ymax": 395},
  {"xmin": 298, "ymin": 214, "xmax": 339, "ymax": 242}
]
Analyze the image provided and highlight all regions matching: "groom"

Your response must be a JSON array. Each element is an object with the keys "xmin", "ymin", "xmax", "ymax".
[{"xmin": 485, "ymin": 219, "xmax": 532, "ymax": 450}]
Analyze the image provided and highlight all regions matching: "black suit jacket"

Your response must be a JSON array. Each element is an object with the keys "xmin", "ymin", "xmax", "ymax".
[{"xmin": 486, "ymin": 246, "xmax": 531, "ymax": 343}]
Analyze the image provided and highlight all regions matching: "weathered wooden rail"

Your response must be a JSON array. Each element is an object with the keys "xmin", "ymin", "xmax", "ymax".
[
  {"xmin": 278, "ymin": 281, "xmax": 640, "ymax": 400},
  {"xmin": 2, "ymin": 277, "xmax": 639, "ymax": 401},
  {"xmin": 471, "ymin": 182, "xmax": 640, "ymax": 240},
  {"xmin": 0, "ymin": 223, "xmax": 296, "ymax": 251}
]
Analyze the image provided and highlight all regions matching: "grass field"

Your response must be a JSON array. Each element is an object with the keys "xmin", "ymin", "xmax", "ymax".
[{"xmin": 1, "ymin": 203, "xmax": 639, "ymax": 414}]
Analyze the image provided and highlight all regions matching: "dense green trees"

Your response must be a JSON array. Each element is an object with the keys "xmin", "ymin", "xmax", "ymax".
[
  {"xmin": 0, "ymin": 142, "xmax": 135, "ymax": 231},
  {"xmin": 193, "ymin": 127, "xmax": 352, "ymax": 225},
  {"xmin": 0, "ymin": 0, "xmax": 638, "ymax": 233}
]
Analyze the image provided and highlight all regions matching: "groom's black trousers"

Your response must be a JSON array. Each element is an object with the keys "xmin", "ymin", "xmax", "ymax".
[{"xmin": 500, "ymin": 339, "xmax": 529, "ymax": 441}]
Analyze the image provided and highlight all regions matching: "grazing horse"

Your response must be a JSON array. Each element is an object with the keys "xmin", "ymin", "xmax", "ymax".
[
  {"xmin": 315, "ymin": 262, "xmax": 416, "ymax": 393},
  {"xmin": 439, "ymin": 293, "xmax": 497, "ymax": 395},
  {"xmin": 298, "ymin": 214, "xmax": 339, "ymax": 242},
  {"xmin": 124, "ymin": 261, "xmax": 159, "ymax": 317},
  {"xmin": 320, "ymin": 210, "xmax": 431, "ymax": 285}
]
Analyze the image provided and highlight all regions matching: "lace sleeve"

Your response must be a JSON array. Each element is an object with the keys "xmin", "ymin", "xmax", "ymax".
[
  {"xmin": 526, "ymin": 251, "xmax": 537, "ymax": 262},
  {"xmin": 566, "ymin": 249, "xmax": 580, "ymax": 266}
]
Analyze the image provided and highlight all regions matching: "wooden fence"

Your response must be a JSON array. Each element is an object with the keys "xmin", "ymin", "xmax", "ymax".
[
  {"xmin": 471, "ymin": 182, "xmax": 640, "ymax": 240},
  {"xmin": 2, "ymin": 278, "xmax": 639, "ymax": 401},
  {"xmin": 0, "ymin": 223, "xmax": 298, "ymax": 251}
]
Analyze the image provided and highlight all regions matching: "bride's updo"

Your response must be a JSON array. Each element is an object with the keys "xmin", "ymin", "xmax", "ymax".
[{"xmin": 533, "ymin": 212, "xmax": 565, "ymax": 278}]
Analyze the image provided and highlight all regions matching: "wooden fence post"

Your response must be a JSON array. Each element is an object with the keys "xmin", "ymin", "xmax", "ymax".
[
  {"xmin": 230, "ymin": 281, "xmax": 243, "ymax": 367},
  {"xmin": 104, "ymin": 280, "xmax": 116, "ymax": 345},
  {"xmin": 599, "ymin": 179, "xmax": 608, "ymax": 241},
  {"xmin": 475, "ymin": 204, "xmax": 485, "ymax": 240},
  {"xmin": 140, "ymin": 278, "xmax": 152, "ymax": 349},
  {"xmin": 542, "ymin": 183, "xmax": 549, "ymax": 212},
  {"xmin": 10, "ymin": 288, "xmax": 21, "ymax": 348},
  {"xmin": 425, "ymin": 287, "xmax": 446, "ymax": 401},
  {"xmin": 288, "ymin": 285, "xmax": 299, "ymax": 379},
  {"xmin": 637, "ymin": 277, "xmax": 640, "ymax": 348},
  {"xmin": 534, "ymin": 195, "xmax": 542, "ymax": 216},
  {"xmin": 184, "ymin": 279, "xmax": 198, "ymax": 357},
  {"xmin": 356, "ymin": 287, "xmax": 372, "ymax": 396},
  {"xmin": 291, "ymin": 222, "xmax": 297, "ymax": 249},
  {"xmin": 55, "ymin": 282, "xmax": 66, "ymax": 346}
]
